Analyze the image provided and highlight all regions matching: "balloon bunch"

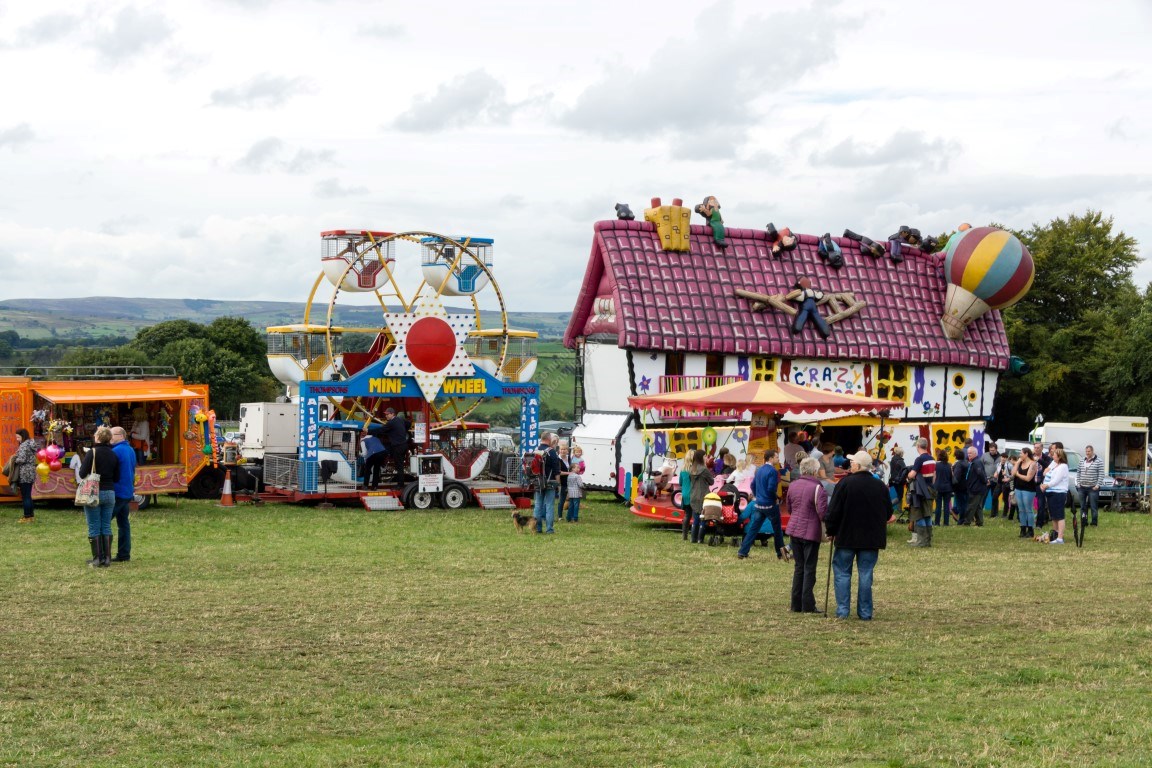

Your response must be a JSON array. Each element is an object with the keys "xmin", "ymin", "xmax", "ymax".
[{"xmin": 35, "ymin": 444, "xmax": 66, "ymax": 479}]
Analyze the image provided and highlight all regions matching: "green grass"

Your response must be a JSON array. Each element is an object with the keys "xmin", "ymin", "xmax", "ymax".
[{"xmin": 3, "ymin": 497, "xmax": 1152, "ymax": 767}]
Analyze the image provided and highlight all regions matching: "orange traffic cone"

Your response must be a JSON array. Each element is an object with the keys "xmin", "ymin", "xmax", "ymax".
[{"xmin": 219, "ymin": 469, "xmax": 234, "ymax": 507}]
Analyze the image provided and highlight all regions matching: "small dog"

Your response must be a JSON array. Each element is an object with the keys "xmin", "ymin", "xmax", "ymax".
[
  {"xmin": 1034, "ymin": 529, "xmax": 1057, "ymax": 543},
  {"xmin": 512, "ymin": 511, "xmax": 533, "ymax": 533}
]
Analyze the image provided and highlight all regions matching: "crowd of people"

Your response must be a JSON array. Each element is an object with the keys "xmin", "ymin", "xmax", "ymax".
[{"xmin": 640, "ymin": 429, "xmax": 1110, "ymax": 618}]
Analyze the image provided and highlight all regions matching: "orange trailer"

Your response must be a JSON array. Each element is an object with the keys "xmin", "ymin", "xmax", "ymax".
[{"xmin": 0, "ymin": 369, "xmax": 216, "ymax": 502}]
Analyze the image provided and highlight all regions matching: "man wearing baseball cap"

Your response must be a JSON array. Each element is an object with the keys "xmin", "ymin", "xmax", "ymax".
[{"xmin": 825, "ymin": 450, "xmax": 889, "ymax": 620}]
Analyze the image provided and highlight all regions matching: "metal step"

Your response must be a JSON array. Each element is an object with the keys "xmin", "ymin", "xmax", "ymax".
[
  {"xmin": 362, "ymin": 493, "xmax": 404, "ymax": 511},
  {"xmin": 475, "ymin": 492, "xmax": 514, "ymax": 509}
]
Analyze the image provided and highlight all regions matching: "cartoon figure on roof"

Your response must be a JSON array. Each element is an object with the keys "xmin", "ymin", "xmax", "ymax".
[
  {"xmin": 766, "ymin": 223, "xmax": 798, "ymax": 258},
  {"xmin": 694, "ymin": 196, "xmax": 727, "ymax": 248},
  {"xmin": 733, "ymin": 278, "xmax": 866, "ymax": 337},
  {"xmin": 790, "ymin": 277, "xmax": 829, "ymax": 337}
]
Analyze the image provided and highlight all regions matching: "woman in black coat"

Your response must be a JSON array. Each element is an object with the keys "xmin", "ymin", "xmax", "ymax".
[{"xmin": 79, "ymin": 426, "xmax": 120, "ymax": 568}]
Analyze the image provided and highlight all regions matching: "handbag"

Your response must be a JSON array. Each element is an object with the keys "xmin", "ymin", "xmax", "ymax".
[{"xmin": 74, "ymin": 472, "xmax": 101, "ymax": 507}]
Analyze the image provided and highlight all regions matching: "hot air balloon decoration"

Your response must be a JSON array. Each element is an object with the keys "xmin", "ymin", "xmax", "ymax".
[{"xmin": 941, "ymin": 226, "xmax": 1034, "ymax": 340}]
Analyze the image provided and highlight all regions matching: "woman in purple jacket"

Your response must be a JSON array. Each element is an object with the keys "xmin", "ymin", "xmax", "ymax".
[{"xmin": 784, "ymin": 457, "xmax": 830, "ymax": 613}]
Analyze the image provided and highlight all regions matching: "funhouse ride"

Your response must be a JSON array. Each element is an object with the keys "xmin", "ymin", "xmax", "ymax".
[{"xmin": 237, "ymin": 230, "xmax": 541, "ymax": 510}]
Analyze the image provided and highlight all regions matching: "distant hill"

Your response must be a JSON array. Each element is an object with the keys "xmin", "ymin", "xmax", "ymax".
[{"xmin": 0, "ymin": 297, "xmax": 573, "ymax": 341}]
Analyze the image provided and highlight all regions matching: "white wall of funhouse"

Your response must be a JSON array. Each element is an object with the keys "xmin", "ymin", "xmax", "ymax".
[{"xmin": 583, "ymin": 343, "xmax": 632, "ymax": 412}]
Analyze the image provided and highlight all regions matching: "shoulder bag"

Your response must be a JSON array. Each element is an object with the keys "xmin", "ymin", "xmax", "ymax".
[{"xmin": 75, "ymin": 471, "xmax": 101, "ymax": 507}]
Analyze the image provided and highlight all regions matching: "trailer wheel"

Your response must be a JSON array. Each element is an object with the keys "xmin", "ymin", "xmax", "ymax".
[
  {"xmin": 187, "ymin": 468, "xmax": 224, "ymax": 499},
  {"xmin": 440, "ymin": 482, "xmax": 470, "ymax": 510},
  {"xmin": 402, "ymin": 482, "xmax": 436, "ymax": 510}
]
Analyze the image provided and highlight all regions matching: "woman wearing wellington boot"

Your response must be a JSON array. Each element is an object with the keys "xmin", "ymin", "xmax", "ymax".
[{"xmin": 78, "ymin": 427, "xmax": 120, "ymax": 568}]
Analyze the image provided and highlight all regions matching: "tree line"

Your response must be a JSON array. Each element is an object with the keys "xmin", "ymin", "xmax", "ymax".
[{"xmin": 994, "ymin": 210, "xmax": 1147, "ymax": 438}]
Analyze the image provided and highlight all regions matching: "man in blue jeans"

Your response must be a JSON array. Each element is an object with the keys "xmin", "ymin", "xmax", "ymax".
[
  {"xmin": 109, "ymin": 426, "xmax": 137, "ymax": 563},
  {"xmin": 532, "ymin": 433, "xmax": 562, "ymax": 534},
  {"xmin": 825, "ymin": 450, "xmax": 889, "ymax": 620},
  {"xmin": 737, "ymin": 449, "xmax": 779, "ymax": 560}
]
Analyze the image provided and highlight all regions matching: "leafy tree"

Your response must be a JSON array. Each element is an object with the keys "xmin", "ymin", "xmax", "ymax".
[
  {"xmin": 206, "ymin": 316, "xmax": 267, "ymax": 366},
  {"xmin": 155, "ymin": 338, "xmax": 278, "ymax": 419},
  {"xmin": 995, "ymin": 211, "xmax": 1141, "ymax": 437},
  {"xmin": 57, "ymin": 347, "xmax": 152, "ymax": 368},
  {"xmin": 130, "ymin": 320, "xmax": 205, "ymax": 358},
  {"xmin": 1100, "ymin": 284, "xmax": 1152, "ymax": 418}
]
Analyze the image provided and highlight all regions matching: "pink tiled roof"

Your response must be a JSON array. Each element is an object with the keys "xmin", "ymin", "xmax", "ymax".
[{"xmin": 563, "ymin": 220, "xmax": 1010, "ymax": 370}]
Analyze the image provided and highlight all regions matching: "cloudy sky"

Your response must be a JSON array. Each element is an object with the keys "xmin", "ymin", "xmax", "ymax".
[{"xmin": 1, "ymin": 0, "xmax": 1149, "ymax": 315}]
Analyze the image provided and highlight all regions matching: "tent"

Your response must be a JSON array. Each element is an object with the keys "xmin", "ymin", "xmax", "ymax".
[{"xmin": 627, "ymin": 380, "xmax": 902, "ymax": 415}]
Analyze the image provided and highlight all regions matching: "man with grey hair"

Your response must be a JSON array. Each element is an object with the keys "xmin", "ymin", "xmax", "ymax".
[
  {"xmin": 905, "ymin": 437, "xmax": 936, "ymax": 547},
  {"xmin": 109, "ymin": 426, "xmax": 137, "ymax": 563},
  {"xmin": 964, "ymin": 445, "xmax": 989, "ymax": 526}
]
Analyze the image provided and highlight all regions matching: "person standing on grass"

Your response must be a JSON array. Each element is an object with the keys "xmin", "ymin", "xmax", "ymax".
[
  {"xmin": 951, "ymin": 447, "xmax": 969, "ymax": 525},
  {"xmin": 825, "ymin": 450, "xmax": 889, "ymax": 620},
  {"xmin": 1040, "ymin": 447, "xmax": 1070, "ymax": 544},
  {"xmin": 688, "ymin": 449, "xmax": 715, "ymax": 544},
  {"xmin": 738, "ymin": 449, "xmax": 780, "ymax": 560},
  {"xmin": 1034, "ymin": 441, "xmax": 1052, "ymax": 527},
  {"xmin": 532, "ymin": 433, "xmax": 563, "ymax": 534},
  {"xmin": 554, "ymin": 442, "xmax": 571, "ymax": 521},
  {"xmin": 905, "ymin": 438, "xmax": 936, "ymax": 547},
  {"xmin": 933, "ymin": 449, "xmax": 953, "ymax": 527},
  {"xmin": 109, "ymin": 426, "xmax": 137, "ymax": 563},
  {"xmin": 11, "ymin": 428, "xmax": 39, "ymax": 523},
  {"xmin": 1077, "ymin": 444, "xmax": 1104, "ymax": 527},
  {"xmin": 981, "ymin": 443, "xmax": 1001, "ymax": 517},
  {"xmin": 679, "ymin": 455, "xmax": 693, "ymax": 541},
  {"xmin": 964, "ymin": 446, "xmax": 989, "ymax": 527},
  {"xmin": 1013, "ymin": 447, "xmax": 1039, "ymax": 538},
  {"xmin": 565, "ymin": 461, "xmax": 585, "ymax": 523},
  {"xmin": 784, "ymin": 457, "xmax": 828, "ymax": 612},
  {"xmin": 887, "ymin": 444, "xmax": 907, "ymax": 520},
  {"xmin": 79, "ymin": 426, "xmax": 120, "ymax": 568}
]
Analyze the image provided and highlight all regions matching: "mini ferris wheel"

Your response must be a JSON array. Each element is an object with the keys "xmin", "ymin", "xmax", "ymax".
[{"xmin": 265, "ymin": 230, "xmax": 537, "ymax": 428}]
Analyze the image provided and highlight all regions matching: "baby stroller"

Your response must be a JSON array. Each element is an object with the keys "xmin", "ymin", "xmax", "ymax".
[{"xmin": 702, "ymin": 485, "xmax": 745, "ymax": 546}]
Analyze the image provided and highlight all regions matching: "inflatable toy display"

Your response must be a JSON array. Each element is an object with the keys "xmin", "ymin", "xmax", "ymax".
[{"xmin": 941, "ymin": 226, "xmax": 1035, "ymax": 340}]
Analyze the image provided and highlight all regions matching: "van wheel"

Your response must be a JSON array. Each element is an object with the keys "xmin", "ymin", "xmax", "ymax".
[
  {"xmin": 187, "ymin": 468, "xmax": 224, "ymax": 499},
  {"xmin": 440, "ymin": 482, "xmax": 470, "ymax": 509}
]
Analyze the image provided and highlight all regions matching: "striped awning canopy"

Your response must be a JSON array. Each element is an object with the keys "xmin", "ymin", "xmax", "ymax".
[{"xmin": 628, "ymin": 380, "xmax": 902, "ymax": 415}]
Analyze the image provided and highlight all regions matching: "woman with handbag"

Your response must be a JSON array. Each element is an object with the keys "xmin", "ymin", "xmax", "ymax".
[
  {"xmin": 11, "ymin": 428, "xmax": 39, "ymax": 523},
  {"xmin": 78, "ymin": 426, "xmax": 120, "ymax": 568}
]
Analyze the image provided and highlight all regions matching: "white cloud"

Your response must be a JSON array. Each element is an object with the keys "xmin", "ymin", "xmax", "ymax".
[
  {"xmin": 809, "ymin": 130, "xmax": 962, "ymax": 173},
  {"xmin": 313, "ymin": 178, "xmax": 368, "ymax": 198},
  {"xmin": 0, "ymin": 123, "xmax": 35, "ymax": 151},
  {"xmin": 87, "ymin": 5, "xmax": 174, "ymax": 65},
  {"xmin": 392, "ymin": 70, "xmax": 515, "ymax": 132},
  {"xmin": 210, "ymin": 73, "xmax": 310, "ymax": 109},
  {"xmin": 233, "ymin": 138, "xmax": 336, "ymax": 174}
]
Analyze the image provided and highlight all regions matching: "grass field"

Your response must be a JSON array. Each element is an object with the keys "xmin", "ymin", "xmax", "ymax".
[{"xmin": 3, "ymin": 495, "xmax": 1151, "ymax": 767}]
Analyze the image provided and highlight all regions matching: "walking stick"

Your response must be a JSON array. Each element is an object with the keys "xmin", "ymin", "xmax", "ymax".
[{"xmin": 823, "ymin": 536, "xmax": 834, "ymax": 616}]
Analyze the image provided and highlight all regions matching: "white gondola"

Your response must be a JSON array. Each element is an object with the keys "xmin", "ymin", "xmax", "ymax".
[
  {"xmin": 465, "ymin": 329, "xmax": 537, "ymax": 383},
  {"xmin": 265, "ymin": 325, "xmax": 345, "ymax": 399},
  {"xmin": 320, "ymin": 230, "xmax": 395, "ymax": 292},
  {"xmin": 420, "ymin": 236, "xmax": 493, "ymax": 296}
]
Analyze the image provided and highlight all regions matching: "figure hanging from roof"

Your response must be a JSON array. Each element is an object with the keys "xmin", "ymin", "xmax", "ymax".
[
  {"xmin": 842, "ymin": 229, "xmax": 886, "ymax": 259},
  {"xmin": 790, "ymin": 277, "xmax": 831, "ymax": 338},
  {"xmin": 766, "ymin": 222, "xmax": 798, "ymax": 258},
  {"xmin": 733, "ymin": 278, "xmax": 866, "ymax": 337},
  {"xmin": 694, "ymin": 196, "xmax": 727, "ymax": 248},
  {"xmin": 817, "ymin": 233, "xmax": 844, "ymax": 269}
]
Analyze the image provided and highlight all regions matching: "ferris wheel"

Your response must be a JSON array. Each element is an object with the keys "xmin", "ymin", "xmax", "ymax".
[{"xmin": 265, "ymin": 230, "xmax": 537, "ymax": 429}]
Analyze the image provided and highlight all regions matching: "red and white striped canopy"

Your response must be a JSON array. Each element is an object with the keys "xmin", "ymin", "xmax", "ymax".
[{"xmin": 628, "ymin": 380, "xmax": 902, "ymax": 415}]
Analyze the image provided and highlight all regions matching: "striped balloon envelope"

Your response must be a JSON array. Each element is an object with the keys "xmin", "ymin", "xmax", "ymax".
[{"xmin": 940, "ymin": 227, "xmax": 1035, "ymax": 339}]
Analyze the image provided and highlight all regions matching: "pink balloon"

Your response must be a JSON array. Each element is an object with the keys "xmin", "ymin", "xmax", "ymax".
[
  {"xmin": 47, "ymin": 445, "xmax": 61, "ymax": 460},
  {"xmin": 36, "ymin": 449, "xmax": 48, "ymax": 461},
  {"xmin": 49, "ymin": 459, "xmax": 62, "ymax": 471}
]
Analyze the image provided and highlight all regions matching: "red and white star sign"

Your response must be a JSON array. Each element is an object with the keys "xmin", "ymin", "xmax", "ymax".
[{"xmin": 381, "ymin": 296, "xmax": 476, "ymax": 402}]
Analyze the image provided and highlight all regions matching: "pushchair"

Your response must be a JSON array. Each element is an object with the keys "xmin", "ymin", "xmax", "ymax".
[{"xmin": 702, "ymin": 484, "xmax": 747, "ymax": 546}]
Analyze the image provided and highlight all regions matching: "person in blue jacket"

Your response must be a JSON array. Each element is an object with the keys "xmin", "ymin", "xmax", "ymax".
[
  {"xmin": 109, "ymin": 426, "xmax": 137, "ymax": 562},
  {"xmin": 738, "ymin": 449, "xmax": 782, "ymax": 560}
]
